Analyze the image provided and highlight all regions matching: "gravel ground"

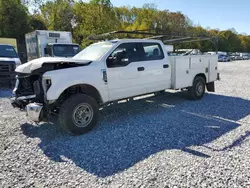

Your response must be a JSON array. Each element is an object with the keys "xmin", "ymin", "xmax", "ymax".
[{"xmin": 0, "ymin": 60, "xmax": 250, "ymax": 187}]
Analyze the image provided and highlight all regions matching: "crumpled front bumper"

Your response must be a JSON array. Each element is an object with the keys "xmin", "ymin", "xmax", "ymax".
[
  {"xmin": 26, "ymin": 103, "xmax": 43, "ymax": 122},
  {"xmin": 10, "ymin": 97, "xmax": 44, "ymax": 122},
  {"xmin": 10, "ymin": 75, "xmax": 44, "ymax": 122},
  {"xmin": 10, "ymin": 95, "xmax": 36, "ymax": 109}
]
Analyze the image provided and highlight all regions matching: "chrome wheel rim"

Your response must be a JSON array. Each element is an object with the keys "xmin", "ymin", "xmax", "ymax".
[
  {"xmin": 196, "ymin": 82, "xmax": 204, "ymax": 96},
  {"xmin": 72, "ymin": 103, "xmax": 93, "ymax": 127}
]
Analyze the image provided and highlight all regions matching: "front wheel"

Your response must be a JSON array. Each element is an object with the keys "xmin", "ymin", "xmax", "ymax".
[
  {"xmin": 188, "ymin": 76, "xmax": 206, "ymax": 100},
  {"xmin": 59, "ymin": 94, "xmax": 100, "ymax": 135}
]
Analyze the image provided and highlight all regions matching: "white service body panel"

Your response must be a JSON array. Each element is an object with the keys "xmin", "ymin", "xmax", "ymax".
[{"xmin": 169, "ymin": 54, "xmax": 218, "ymax": 89}]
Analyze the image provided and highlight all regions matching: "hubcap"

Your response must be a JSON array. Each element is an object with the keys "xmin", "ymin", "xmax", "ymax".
[
  {"xmin": 196, "ymin": 81, "xmax": 204, "ymax": 96},
  {"xmin": 72, "ymin": 103, "xmax": 93, "ymax": 127}
]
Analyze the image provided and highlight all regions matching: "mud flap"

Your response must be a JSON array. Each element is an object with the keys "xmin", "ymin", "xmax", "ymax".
[{"xmin": 206, "ymin": 82, "xmax": 215, "ymax": 92}]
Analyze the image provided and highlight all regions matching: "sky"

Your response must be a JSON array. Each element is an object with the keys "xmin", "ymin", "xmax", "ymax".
[{"xmin": 110, "ymin": 0, "xmax": 250, "ymax": 35}]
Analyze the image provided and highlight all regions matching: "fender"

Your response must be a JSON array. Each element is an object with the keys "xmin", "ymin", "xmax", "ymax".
[{"xmin": 43, "ymin": 65, "xmax": 109, "ymax": 103}]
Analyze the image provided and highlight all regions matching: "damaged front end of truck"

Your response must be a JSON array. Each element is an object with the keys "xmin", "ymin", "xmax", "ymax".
[
  {"xmin": 10, "ymin": 57, "xmax": 91, "ymax": 122},
  {"xmin": 11, "ymin": 72, "xmax": 45, "ymax": 121}
]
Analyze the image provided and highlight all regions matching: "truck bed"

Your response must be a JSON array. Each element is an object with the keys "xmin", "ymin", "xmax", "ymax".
[{"xmin": 169, "ymin": 54, "xmax": 218, "ymax": 89}]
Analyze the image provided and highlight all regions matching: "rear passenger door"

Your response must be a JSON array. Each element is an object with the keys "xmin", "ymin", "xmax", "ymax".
[{"xmin": 138, "ymin": 42, "xmax": 171, "ymax": 93}]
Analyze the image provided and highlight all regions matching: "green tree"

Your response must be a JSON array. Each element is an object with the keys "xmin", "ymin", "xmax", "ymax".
[
  {"xmin": 22, "ymin": 0, "xmax": 45, "ymax": 12},
  {"xmin": 73, "ymin": 1, "xmax": 120, "ymax": 47},
  {"xmin": 18, "ymin": 1, "xmax": 250, "ymax": 53},
  {"xmin": 40, "ymin": 0, "xmax": 75, "ymax": 31},
  {"xmin": 114, "ymin": 4, "xmax": 190, "ymax": 38},
  {"xmin": 29, "ymin": 14, "xmax": 47, "ymax": 30},
  {"xmin": 90, "ymin": 0, "xmax": 112, "ymax": 7},
  {"xmin": 238, "ymin": 35, "xmax": 250, "ymax": 52},
  {"xmin": 218, "ymin": 30, "xmax": 241, "ymax": 52},
  {"xmin": 0, "ymin": 0, "xmax": 30, "ymax": 41}
]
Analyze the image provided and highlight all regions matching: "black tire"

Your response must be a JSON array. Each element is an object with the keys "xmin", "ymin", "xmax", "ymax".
[
  {"xmin": 59, "ymin": 94, "xmax": 99, "ymax": 135},
  {"xmin": 188, "ymin": 76, "xmax": 206, "ymax": 100}
]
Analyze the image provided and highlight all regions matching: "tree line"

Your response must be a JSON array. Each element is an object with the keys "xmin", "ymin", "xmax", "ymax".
[{"xmin": 1, "ymin": 0, "xmax": 250, "ymax": 53}]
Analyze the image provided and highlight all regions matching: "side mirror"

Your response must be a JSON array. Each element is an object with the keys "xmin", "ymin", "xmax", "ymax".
[
  {"xmin": 107, "ymin": 57, "xmax": 115, "ymax": 68},
  {"xmin": 44, "ymin": 48, "xmax": 48, "ymax": 55}
]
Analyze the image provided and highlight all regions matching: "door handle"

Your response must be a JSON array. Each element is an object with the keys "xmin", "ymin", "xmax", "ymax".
[
  {"xmin": 163, "ymin": 64, "xmax": 169, "ymax": 68},
  {"xmin": 137, "ymin": 67, "xmax": 145, "ymax": 71}
]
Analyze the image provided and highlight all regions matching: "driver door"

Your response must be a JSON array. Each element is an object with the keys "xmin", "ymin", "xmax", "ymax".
[{"xmin": 106, "ymin": 43, "xmax": 147, "ymax": 101}]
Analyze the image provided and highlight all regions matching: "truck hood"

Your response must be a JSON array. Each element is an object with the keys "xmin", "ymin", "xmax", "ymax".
[{"xmin": 15, "ymin": 57, "xmax": 91, "ymax": 74}]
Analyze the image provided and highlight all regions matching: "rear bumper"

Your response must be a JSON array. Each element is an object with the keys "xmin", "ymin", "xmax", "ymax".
[{"xmin": 26, "ymin": 103, "xmax": 43, "ymax": 122}]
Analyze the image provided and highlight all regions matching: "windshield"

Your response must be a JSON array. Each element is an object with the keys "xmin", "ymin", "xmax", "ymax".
[
  {"xmin": 53, "ymin": 44, "xmax": 81, "ymax": 57},
  {"xmin": 0, "ymin": 45, "xmax": 18, "ymax": 58},
  {"xmin": 73, "ymin": 42, "xmax": 114, "ymax": 61}
]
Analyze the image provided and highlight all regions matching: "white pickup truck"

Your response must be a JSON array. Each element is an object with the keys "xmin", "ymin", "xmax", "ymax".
[
  {"xmin": 0, "ymin": 44, "xmax": 22, "ymax": 86},
  {"xmin": 11, "ymin": 39, "xmax": 220, "ymax": 135}
]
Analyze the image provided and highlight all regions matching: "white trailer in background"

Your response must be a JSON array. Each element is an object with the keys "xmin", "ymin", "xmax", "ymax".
[{"xmin": 25, "ymin": 30, "xmax": 81, "ymax": 61}]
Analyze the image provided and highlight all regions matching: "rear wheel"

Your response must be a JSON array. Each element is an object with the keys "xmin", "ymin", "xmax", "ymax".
[
  {"xmin": 59, "ymin": 94, "xmax": 99, "ymax": 135},
  {"xmin": 188, "ymin": 76, "xmax": 206, "ymax": 100}
]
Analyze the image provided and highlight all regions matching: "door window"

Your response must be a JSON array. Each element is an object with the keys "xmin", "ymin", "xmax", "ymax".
[
  {"xmin": 107, "ymin": 43, "xmax": 139, "ymax": 68},
  {"xmin": 140, "ymin": 43, "xmax": 164, "ymax": 61}
]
